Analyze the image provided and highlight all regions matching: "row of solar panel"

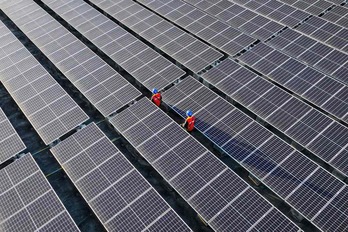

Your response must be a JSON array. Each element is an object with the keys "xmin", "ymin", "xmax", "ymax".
[
  {"xmin": 228, "ymin": 0, "xmax": 348, "ymax": 53},
  {"xmin": 0, "ymin": 62, "xmax": 190, "ymax": 232},
  {"xmin": 40, "ymin": 0, "xmax": 187, "ymax": 90},
  {"xmin": 1, "ymin": 0, "xmax": 144, "ymax": 118},
  {"xmin": 0, "ymin": 108, "xmax": 26, "ymax": 163},
  {"xmin": 184, "ymin": 0, "xmax": 285, "ymax": 40},
  {"xmin": 239, "ymin": 40, "xmax": 348, "ymax": 122},
  {"xmin": 0, "ymin": 29, "xmax": 80, "ymax": 232},
  {"xmin": 109, "ymin": 98, "xmax": 300, "ymax": 232},
  {"xmin": 180, "ymin": 0, "xmax": 348, "ymax": 86},
  {"xmin": 0, "ymin": 2, "xmax": 190, "ymax": 230},
  {"xmin": 135, "ymin": 0, "xmax": 257, "ymax": 56},
  {"xmin": 162, "ymin": 75, "xmax": 348, "ymax": 231},
  {"xmin": 51, "ymin": 123, "xmax": 191, "ymax": 232},
  {"xmin": 0, "ymin": 21, "xmax": 89, "ymax": 144},
  {"xmin": 45, "ymin": 0, "xmax": 348, "ymax": 126},
  {"xmin": 34, "ymin": 0, "xmax": 348, "ymax": 230},
  {"xmin": 0, "ymin": 108, "xmax": 296, "ymax": 232},
  {"xmin": 0, "ymin": 154, "xmax": 80, "ymax": 232},
  {"xmin": 1, "ymin": 2, "xmax": 303, "ymax": 230},
  {"xmin": 203, "ymin": 57, "xmax": 348, "ymax": 174},
  {"xmin": 0, "ymin": 0, "xmax": 346, "ymax": 232},
  {"xmin": 280, "ymin": 0, "xmax": 348, "ymax": 28},
  {"xmin": 130, "ymin": 0, "xmax": 348, "ymax": 174},
  {"xmin": 86, "ymin": 0, "xmax": 224, "ymax": 73},
  {"xmin": 61, "ymin": 0, "xmax": 348, "ymax": 163},
  {"xmin": 75, "ymin": 0, "xmax": 348, "ymax": 174}
]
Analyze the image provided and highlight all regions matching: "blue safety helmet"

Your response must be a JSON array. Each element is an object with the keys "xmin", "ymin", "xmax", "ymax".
[
  {"xmin": 186, "ymin": 110, "xmax": 193, "ymax": 117},
  {"xmin": 152, "ymin": 88, "xmax": 158, "ymax": 94}
]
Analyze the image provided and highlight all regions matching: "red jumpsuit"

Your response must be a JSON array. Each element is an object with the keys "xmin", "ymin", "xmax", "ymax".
[
  {"xmin": 184, "ymin": 116, "xmax": 195, "ymax": 132},
  {"xmin": 151, "ymin": 93, "xmax": 162, "ymax": 106}
]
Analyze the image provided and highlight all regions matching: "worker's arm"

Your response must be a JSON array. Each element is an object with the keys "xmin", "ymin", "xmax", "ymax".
[{"xmin": 181, "ymin": 118, "xmax": 187, "ymax": 127}]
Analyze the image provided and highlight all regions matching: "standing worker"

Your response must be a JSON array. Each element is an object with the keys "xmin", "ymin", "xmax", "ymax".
[
  {"xmin": 151, "ymin": 88, "xmax": 162, "ymax": 107},
  {"xmin": 182, "ymin": 110, "xmax": 195, "ymax": 132}
]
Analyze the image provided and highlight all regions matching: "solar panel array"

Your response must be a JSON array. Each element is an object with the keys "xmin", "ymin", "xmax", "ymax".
[
  {"xmin": 296, "ymin": 16, "xmax": 348, "ymax": 53},
  {"xmin": 138, "ymin": 0, "xmax": 257, "ymax": 56},
  {"xmin": 86, "ymin": 0, "xmax": 223, "ymax": 73},
  {"xmin": 41, "ymin": 0, "xmax": 186, "ymax": 91},
  {"xmin": 281, "ymin": 0, "xmax": 348, "ymax": 24},
  {"xmin": 1, "ymin": 0, "xmax": 348, "ymax": 231},
  {"xmin": 162, "ymin": 76, "xmax": 348, "ymax": 231},
  {"xmin": 239, "ymin": 42, "xmax": 348, "ymax": 122},
  {"xmin": 50, "ymin": 123, "xmax": 191, "ymax": 232},
  {"xmin": 0, "ymin": 21, "xmax": 89, "ymax": 144},
  {"xmin": 201, "ymin": 58, "xmax": 348, "ymax": 175},
  {"xmin": 325, "ymin": 0, "xmax": 347, "ymax": 4},
  {"xmin": 321, "ymin": 5, "xmax": 348, "ymax": 28},
  {"xmin": 280, "ymin": 0, "xmax": 333, "ymax": 15},
  {"xmin": 0, "ymin": 108, "xmax": 26, "ymax": 164},
  {"xmin": 183, "ymin": 0, "xmax": 285, "ymax": 40},
  {"xmin": 229, "ymin": 0, "xmax": 310, "ymax": 27},
  {"xmin": 230, "ymin": 0, "xmax": 348, "ymax": 53},
  {"xmin": 266, "ymin": 28, "xmax": 348, "ymax": 85},
  {"xmin": 110, "ymin": 98, "xmax": 300, "ymax": 232},
  {"xmin": 0, "ymin": 154, "xmax": 80, "ymax": 232},
  {"xmin": 1, "ymin": 0, "xmax": 141, "ymax": 117}
]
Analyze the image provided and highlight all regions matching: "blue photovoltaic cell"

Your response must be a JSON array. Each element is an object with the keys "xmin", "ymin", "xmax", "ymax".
[{"xmin": 110, "ymin": 98, "xmax": 300, "ymax": 232}]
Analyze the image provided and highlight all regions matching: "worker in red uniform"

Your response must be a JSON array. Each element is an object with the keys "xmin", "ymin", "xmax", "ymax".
[
  {"xmin": 151, "ymin": 88, "xmax": 162, "ymax": 107},
  {"xmin": 182, "ymin": 110, "xmax": 195, "ymax": 132}
]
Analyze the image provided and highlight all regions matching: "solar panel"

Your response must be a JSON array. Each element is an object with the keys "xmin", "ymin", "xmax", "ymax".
[
  {"xmin": 0, "ymin": 21, "xmax": 89, "ymax": 144},
  {"xmin": 266, "ymin": 28, "xmax": 348, "ymax": 85},
  {"xmin": 41, "ymin": 0, "xmax": 186, "ymax": 91},
  {"xmin": 325, "ymin": 0, "xmax": 346, "ymax": 4},
  {"xmin": 110, "ymin": 98, "xmax": 300, "ymax": 232},
  {"xmin": 138, "ymin": 0, "xmax": 257, "ymax": 56},
  {"xmin": 162, "ymin": 75, "xmax": 348, "ymax": 230},
  {"xmin": 50, "ymin": 122, "xmax": 191, "ymax": 232},
  {"xmin": 230, "ymin": 1, "xmax": 348, "ymax": 53},
  {"xmin": 0, "ymin": 108, "xmax": 26, "ymax": 164},
  {"xmin": 321, "ymin": 5, "xmax": 348, "ymax": 28},
  {"xmin": 1, "ymin": 0, "xmax": 141, "ymax": 117},
  {"xmin": 83, "ymin": 0, "xmax": 223, "ymax": 73},
  {"xmin": 229, "ymin": 0, "xmax": 310, "ymax": 27},
  {"xmin": 203, "ymin": 58, "xmax": 348, "ymax": 174},
  {"xmin": 290, "ymin": 15, "xmax": 348, "ymax": 53},
  {"xmin": 280, "ymin": 0, "xmax": 333, "ymax": 15},
  {"xmin": 0, "ymin": 154, "xmax": 80, "ymax": 232},
  {"xmin": 239, "ymin": 42, "xmax": 348, "ymax": 122},
  {"xmin": 184, "ymin": 0, "xmax": 285, "ymax": 40}
]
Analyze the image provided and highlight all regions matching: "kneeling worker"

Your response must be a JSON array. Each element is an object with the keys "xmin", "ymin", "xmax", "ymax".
[
  {"xmin": 151, "ymin": 88, "xmax": 162, "ymax": 106},
  {"xmin": 182, "ymin": 110, "xmax": 195, "ymax": 132}
]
